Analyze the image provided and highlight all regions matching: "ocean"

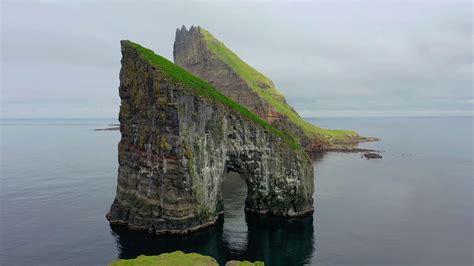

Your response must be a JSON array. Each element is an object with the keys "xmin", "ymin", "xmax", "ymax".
[{"xmin": 0, "ymin": 117, "xmax": 472, "ymax": 265}]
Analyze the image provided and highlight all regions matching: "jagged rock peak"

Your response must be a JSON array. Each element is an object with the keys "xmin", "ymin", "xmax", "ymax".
[
  {"xmin": 176, "ymin": 25, "xmax": 202, "ymax": 34},
  {"xmin": 189, "ymin": 25, "xmax": 198, "ymax": 32}
]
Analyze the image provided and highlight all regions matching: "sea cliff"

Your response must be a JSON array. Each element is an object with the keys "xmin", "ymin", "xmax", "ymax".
[
  {"xmin": 107, "ymin": 40, "xmax": 314, "ymax": 234},
  {"xmin": 174, "ymin": 26, "xmax": 372, "ymax": 151}
]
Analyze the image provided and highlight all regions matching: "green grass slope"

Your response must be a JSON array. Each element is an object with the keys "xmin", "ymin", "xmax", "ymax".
[
  {"xmin": 126, "ymin": 41, "xmax": 300, "ymax": 149},
  {"xmin": 199, "ymin": 28, "xmax": 358, "ymax": 141},
  {"xmin": 109, "ymin": 251, "xmax": 217, "ymax": 266},
  {"xmin": 108, "ymin": 251, "xmax": 264, "ymax": 266}
]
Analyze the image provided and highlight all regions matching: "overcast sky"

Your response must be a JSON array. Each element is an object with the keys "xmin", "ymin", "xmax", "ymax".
[{"xmin": 1, "ymin": 1, "xmax": 472, "ymax": 118}]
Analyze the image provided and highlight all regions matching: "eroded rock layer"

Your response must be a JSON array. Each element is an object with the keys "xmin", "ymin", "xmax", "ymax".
[{"xmin": 107, "ymin": 40, "xmax": 314, "ymax": 234}]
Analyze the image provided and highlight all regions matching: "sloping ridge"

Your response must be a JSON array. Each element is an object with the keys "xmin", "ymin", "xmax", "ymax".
[
  {"xmin": 174, "ymin": 25, "xmax": 366, "ymax": 150},
  {"xmin": 128, "ymin": 40, "xmax": 300, "ymax": 149}
]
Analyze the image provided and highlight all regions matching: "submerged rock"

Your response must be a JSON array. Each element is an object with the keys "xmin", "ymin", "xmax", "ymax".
[
  {"xmin": 363, "ymin": 152, "xmax": 383, "ymax": 159},
  {"xmin": 107, "ymin": 40, "xmax": 314, "ymax": 235}
]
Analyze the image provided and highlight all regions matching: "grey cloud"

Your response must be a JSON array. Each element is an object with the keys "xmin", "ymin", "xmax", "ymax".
[{"xmin": 1, "ymin": 1, "xmax": 472, "ymax": 118}]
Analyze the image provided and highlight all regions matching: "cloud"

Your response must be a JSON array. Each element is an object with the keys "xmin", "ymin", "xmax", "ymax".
[{"xmin": 1, "ymin": 1, "xmax": 472, "ymax": 118}]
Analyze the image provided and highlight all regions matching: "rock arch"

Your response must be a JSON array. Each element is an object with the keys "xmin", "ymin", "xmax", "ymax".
[{"xmin": 107, "ymin": 41, "xmax": 314, "ymax": 234}]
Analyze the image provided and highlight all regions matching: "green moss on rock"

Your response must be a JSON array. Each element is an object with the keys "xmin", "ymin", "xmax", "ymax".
[
  {"xmin": 199, "ymin": 28, "xmax": 358, "ymax": 141},
  {"xmin": 225, "ymin": 260, "xmax": 265, "ymax": 266},
  {"xmin": 109, "ymin": 251, "xmax": 218, "ymax": 266},
  {"xmin": 108, "ymin": 251, "xmax": 265, "ymax": 266},
  {"xmin": 183, "ymin": 145, "xmax": 193, "ymax": 159},
  {"xmin": 159, "ymin": 137, "xmax": 173, "ymax": 153}
]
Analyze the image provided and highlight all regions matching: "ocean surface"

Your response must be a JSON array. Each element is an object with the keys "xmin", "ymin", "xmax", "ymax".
[{"xmin": 0, "ymin": 117, "xmax": 472, "ymax": 266}]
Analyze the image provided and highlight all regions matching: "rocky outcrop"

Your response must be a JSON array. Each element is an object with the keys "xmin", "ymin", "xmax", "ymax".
[
  {"xmin": 107, "ymin": 40, "xmax": 314, "ymax": 234},
  {"xmin": 226, "ymin": 261, "xmax": 264, "ymax": 266},
  {"xmin": 174, "ymin": 26, "xmax": 366, "ymax": 151},
  {"xmin": 109, "ymin": 251, "xmax": 264, "ymax": 266},
  {"xmin": 363, "ymin": 152, "xmax": 383, "ymax": 159},
  {"xmin": 174, "ymin": 26, "xmax": 283, "ymax": 122}
]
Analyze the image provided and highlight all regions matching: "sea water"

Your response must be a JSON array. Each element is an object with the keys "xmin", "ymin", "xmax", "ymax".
[{"xmin": 0, "ymin": 117, "xmax": 472, "ymax": 265}]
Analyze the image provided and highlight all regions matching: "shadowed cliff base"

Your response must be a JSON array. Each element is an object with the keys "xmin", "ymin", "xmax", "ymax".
[
  {"xmin": 107, "ymin": 40, "xmax": 314, "ymax": 235},
  {"xmin": 174, "ymin": 25, "xmax": 377, "ymax": 151},
  {"xmin": 110, "ymin": 212, "xmax": 314, "ymax": 266}
]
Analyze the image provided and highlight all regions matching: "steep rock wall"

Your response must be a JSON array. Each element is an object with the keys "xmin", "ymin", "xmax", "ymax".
[
  {"xmin": 174, "ymin": 26, "xmax": 366, "ymax": 151},
  {"xmin": 107, "ymin": 41, "xmax": 314, "ymax": 234},
  {"xmin": 174, "ymin": 26, "xmax": 282, "ymax": 122},
  {"xmin": 173, "ymin": 26, "xmax": 324, "ymax": 150}
]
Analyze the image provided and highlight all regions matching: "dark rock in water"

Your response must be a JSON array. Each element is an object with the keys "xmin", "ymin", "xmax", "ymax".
[
  {"xmin": 94, "ymin": 127, "xmax": 120, "ymax": 131},
  {"xmin": 107, "ymin": 40, "xmax": 314, "ymax": 235},
  {"xmin": 363, "ymin": 152, "xmax": 383, "ymax": 159}
]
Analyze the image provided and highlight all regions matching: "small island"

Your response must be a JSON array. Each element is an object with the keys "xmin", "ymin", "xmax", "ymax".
[
  {"xmin": 174, "ymin": 26, "xmax": 372, "ymax": 151},
  {"xmin": 107, "ymin": 40, "xmax": 314, "ymax": 234}
]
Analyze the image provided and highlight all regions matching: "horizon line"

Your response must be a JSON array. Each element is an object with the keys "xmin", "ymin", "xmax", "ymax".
[{"xmin": 1, "ymin": 114, "xmax": 473, "ymax": 120}]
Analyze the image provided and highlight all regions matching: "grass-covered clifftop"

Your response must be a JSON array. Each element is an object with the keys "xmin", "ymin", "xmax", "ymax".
[
  {"xmin": 109, "ymin": 251, "xmax": 264, "ymax": 266},
  {"xmin": 126, "ymin": 41, "xmax": 300, "ymax": 149},
  {"xmin": 199, "ymin": 28, "xmax": 359, "ymax": 141},
  {"xmin": 109, "ymin": 252, "xmax": 217, "ymax": 266}
]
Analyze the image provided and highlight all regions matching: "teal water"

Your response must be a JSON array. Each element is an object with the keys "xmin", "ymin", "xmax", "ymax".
[{"xmin": 0, "ymin": 117, "xmax": 472, "ymax": 265}]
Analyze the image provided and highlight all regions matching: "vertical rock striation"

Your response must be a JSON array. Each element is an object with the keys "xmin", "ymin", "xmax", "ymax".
[
  {"xmin": 174, "ymin": 25, "xmax": 363, "ymax": 151},
  {"xmin": 107, "ymin": 40, "xmax": 314, "ymax": 234},
  {"xmin": 174, "ymin": 26, "xmax": 283, "ymax": 122}
]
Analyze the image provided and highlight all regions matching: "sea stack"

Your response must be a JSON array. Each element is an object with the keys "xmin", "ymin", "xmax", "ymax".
[
  {"xmin": 107, "ymin": 40, "xmax": 314, "ymax": 234},
  {"xmin": 174, "ymin": 25, "xmax": 364, "ymax": 151}
]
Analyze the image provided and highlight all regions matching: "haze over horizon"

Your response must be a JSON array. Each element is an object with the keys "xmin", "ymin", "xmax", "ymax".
[{"xmin": 1, "ymin": 1, "xmax": 472, "ymax": 118}]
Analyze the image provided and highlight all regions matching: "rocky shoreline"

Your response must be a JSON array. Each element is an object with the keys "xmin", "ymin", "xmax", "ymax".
[
  {"xmin": 94, "ymin": 127, "xmax": 120, "ymax": 131},
  {"xmin": 330, "ymin": 136, "xmax": 380, "ymax": 144}
]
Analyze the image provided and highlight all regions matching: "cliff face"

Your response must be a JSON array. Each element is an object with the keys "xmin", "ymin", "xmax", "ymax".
[
  {"xmin": 107, "ymin": 40, "xmax": 314, "ymax": 234},
  {"xmin": 174, "ymin": 26, "xmax": 361, "ymax": 151},
  {"xmin": 174, "ymin": 26, "xmax": 283, "ymax": 122}
]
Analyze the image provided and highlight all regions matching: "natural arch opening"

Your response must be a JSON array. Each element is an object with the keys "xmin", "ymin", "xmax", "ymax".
[
  {"xmin": 222, "ymin": 171, "xmax": 247, "ymax": 214},
  {"xmin": 222, "ymin": 170, "xmax": 248, "ymax": 250}
]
